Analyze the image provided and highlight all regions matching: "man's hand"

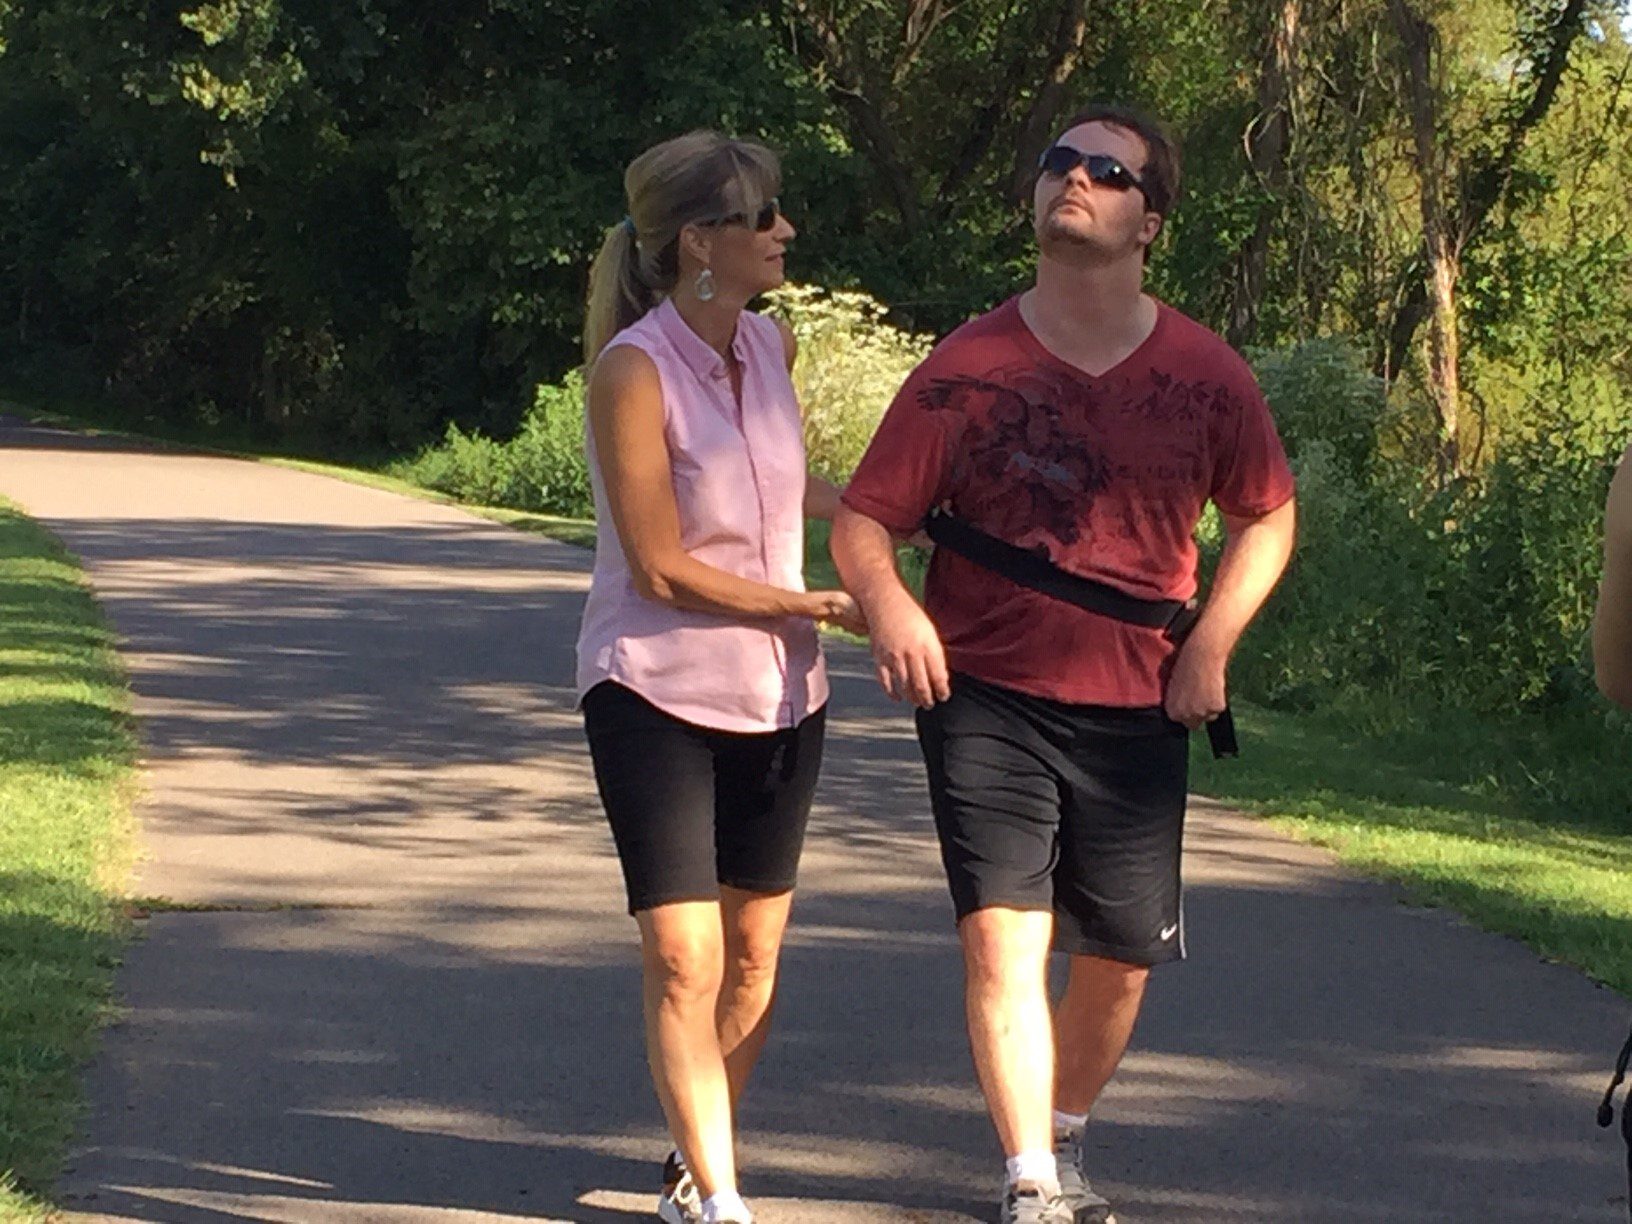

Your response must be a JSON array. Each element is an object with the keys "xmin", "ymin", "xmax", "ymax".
[
  {"xmin": 1164, "ymin": 639, "xmax": 1229, "ymax": 729},
  {"xmin": 1163, "ymin": 498, "xmax": 1295, "ymax": 730},
  {"xmin": 868, "ymin": 586, "xmax": 951, "ymax": 708},
  {"xmin": 832, "ymin": 505, "xmax": 952, "ymax": 707}
]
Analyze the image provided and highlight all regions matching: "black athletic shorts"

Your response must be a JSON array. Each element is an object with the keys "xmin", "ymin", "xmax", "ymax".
[
  {"xmin": 915, "ymin": 672, "xmax": 1190, "ymax": 966},
  {"xmin": 581, "ymin": 680, "xmax": 826, "ymax": 914}
]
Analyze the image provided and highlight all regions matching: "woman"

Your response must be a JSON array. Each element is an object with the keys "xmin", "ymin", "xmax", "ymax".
[{"xmin": 576, "ymin": 131, "xmax": 860, "ymax": 1224}]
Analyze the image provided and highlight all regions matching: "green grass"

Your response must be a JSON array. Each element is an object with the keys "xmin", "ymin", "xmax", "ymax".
[
  {"xmin": 1192, "ymin": 701, "xmax": 1632, "ymax": 996},
  {"xmin": 0, "ymin": 499, "xmax": 138, "ymax": 1221}
]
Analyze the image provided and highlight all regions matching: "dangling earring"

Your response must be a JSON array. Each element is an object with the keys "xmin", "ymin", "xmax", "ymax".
[{"xmin": 695, "ymin": 268, "xmax": 716, "ymax": 303}]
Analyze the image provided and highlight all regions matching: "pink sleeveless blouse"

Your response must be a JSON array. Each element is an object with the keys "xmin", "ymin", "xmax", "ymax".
[{"xmin": 575, "ymin": 298, "xmax": 829, "ymax": 732}]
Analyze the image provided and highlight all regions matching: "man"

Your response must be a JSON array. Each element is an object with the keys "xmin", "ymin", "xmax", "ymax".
[
  {"xmin": 831, "ymin": 105, "xmax": 1297, "ymax": 1224},
  {"xmin": 1595, "ymin": 443, "xmax": 1632, "ymax": 708}
]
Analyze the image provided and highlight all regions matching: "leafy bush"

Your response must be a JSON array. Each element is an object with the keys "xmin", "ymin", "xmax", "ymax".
[
  {"xmin": 1250, "ymin": 337, "xmax": 1391, "ymax": 485},
  {"xmin": 1433, "ymin": 428, "xmax": 1619, "ymax": 711},
  {"xmin": 391, "ymin": 283, "xmax": 932, "ymax": 520},
  {"xmin": 1228, "ymin": 439, "xmax": 1444, "ymax": 711},
  {"xmin": 390, "ymin": 371, "xmax": 592, "ymax": 517},
  {"xmin": 1228, "ymin": 337, "xmax": 1626, "ymax": 727}
]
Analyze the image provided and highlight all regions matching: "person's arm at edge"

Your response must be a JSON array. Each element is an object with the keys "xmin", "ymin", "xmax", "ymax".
[
  {"xmin": 832, "ymin": 503, "xmax": 950, "ymax": 707},
  {"xmin": 590, "ymin": 344, "xmax": 851, "ymax": 622},
  {"xmin": 1164, "ymin": 496, "xmax": 1297, "ymax": 728},
  {"xmin": 1593, "ymin": 445, "xmax": 1632, "ymax": 708},
  {"xmin": 805, "ymin": 475, "xmax": 843, "ymax": 521},
  {"xmin": 773, "ymin": 315, "xmax": 845, "ymax": 522}
]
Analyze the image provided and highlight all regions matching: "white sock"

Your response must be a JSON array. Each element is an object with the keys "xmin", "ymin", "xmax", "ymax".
[
  {"xmin": 1004, "ymin": 1150, "xmax": 1059, "ymax": 1191},
  {"xmin": 701, "ymin": 1189, "xmax": 751, "ymax": 1223},
  {"xmin": 1053, "ymin": 1109, "xmax": 1088, "ymax": 1134}
]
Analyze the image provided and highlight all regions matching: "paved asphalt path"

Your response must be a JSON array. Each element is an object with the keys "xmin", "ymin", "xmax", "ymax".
[{"xmin": 2, "ymin": 416, "xmax": 1628, "ymax": 1222}]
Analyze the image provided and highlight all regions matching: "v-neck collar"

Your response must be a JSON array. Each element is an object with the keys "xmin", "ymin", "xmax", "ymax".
[{"xmin": 1009, "ymin": 293, "xmax": 1167, "ymax": 383}]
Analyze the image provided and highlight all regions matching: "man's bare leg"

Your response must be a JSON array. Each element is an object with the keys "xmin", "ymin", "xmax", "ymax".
[
  {"xmin": 1054, "ymin": 953, "xmax": 1149, "ymax": 1116},
  {"xmin": 1050, "ymin": 954, "xmax": 1148, "ymax": 1221},
  {"xmin": 961, "ymin": 907, "xmax": 1057, "ymax": 1159}
]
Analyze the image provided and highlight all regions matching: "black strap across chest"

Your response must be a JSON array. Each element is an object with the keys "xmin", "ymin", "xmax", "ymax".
[
  {"xmin": 922, "ymin": 507, "xmax": 1238, "ymax": 759},
  {"xmin": 923, "ymin": 508, "xmax": 1196, "ymax": 634}
]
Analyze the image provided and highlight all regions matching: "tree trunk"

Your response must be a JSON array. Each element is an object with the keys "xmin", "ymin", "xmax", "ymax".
[
  {"xmin": 1379, "ymin": 0, "xmax": 1588, "ymax": 390},
  {"xmin": 787, "ymin": 0, "xmax": 921, "ymax": 227},
  {"xmin": 1226, "ymin": 0, "xmax": 1300, "ymax": 348},
  {"xmin": 1423, "ymin": 227, "xmax": 1462, "ymax": 481},
  {"xmin": 1005, "ymin": 0, "xmax": 1092, "ymax": 201},
  {"xmin": 1389, "ymin": 0, "xmax": 1461, "ymax": 482}
]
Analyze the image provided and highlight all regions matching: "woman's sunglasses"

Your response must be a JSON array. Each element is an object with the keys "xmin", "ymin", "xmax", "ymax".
[
  {"xmin": 703, "ymin": 197, "xmax": 782, "ymax": 233},
  {"xmin": 1037, "ymin": 147, "xmax": 1154, "ymax": 210}
]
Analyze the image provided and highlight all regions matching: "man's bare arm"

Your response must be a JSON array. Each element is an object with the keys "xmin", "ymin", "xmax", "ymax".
[
  {"xmin": 1594, "ymin": 446, "xmax": 1632, "ymax": 708},
  {"xmin": 1165, "ymin": 497, "xmax": 1296, "ymax": 728},
  {"xmin": 830, "ymin": 505, "xmax": 950, "ymax": 707}
]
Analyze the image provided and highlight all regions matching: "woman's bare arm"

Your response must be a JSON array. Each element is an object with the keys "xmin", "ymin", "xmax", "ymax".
[{"xmin": 589, "ymin": 345, "xmax": 852, "ymax": 623}]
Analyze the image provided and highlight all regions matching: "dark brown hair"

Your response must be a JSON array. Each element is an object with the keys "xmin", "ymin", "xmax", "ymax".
[{"xmin": 1049, "ymin": 103, "xmax": 1181, "ymax": 218}]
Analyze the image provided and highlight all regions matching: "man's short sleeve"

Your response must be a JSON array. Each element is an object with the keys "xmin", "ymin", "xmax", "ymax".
[
  {"xmin": 840, "ymin": 358, "xmax": 958, "ymax": 534},
  {"xmin": 1210, "ymin": 358, "xmax": 1296, "ymax": 518}
]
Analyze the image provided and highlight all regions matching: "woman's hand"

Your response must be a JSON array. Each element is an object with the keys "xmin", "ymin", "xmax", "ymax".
[{"xmin": 805, "ymin": 590, "xmax": 869, "ymax": 636}]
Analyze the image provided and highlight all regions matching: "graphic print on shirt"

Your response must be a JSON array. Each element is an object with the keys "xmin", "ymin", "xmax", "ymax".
[
  {"xmin": 921, "ymin": 371, "xmax": 1109, "ymax": 548},
  {"xmin": 916, "ymin": 360, "xmax": 1222, "ymax": 570}
]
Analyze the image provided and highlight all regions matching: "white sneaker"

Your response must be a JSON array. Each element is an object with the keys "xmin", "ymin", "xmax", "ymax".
[
  {"xmin": 657, "ymin": 1150, "xmax": 702, "ymax": 1224},
  {"xmin": 1052, "ymin": 1126, "xmax": 1117, "ymax": 1224},
  {"xmin": 999, "ymin": 1179, "xmax": 1074, "ymax": 1224}
]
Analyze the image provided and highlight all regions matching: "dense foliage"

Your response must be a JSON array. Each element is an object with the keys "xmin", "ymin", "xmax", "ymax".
[
  {"xmin": 3, "ymin": 1, "xmax": 1628, "ymax": 457},
  {"xmin": 1224, "ymin": 339, "xmax": 1621, "ymax": 724}
]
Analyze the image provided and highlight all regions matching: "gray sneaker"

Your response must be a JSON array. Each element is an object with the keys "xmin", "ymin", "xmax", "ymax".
[
  {"xmin": 1052, "ymin": 1127, "xmax": 1117, "ymax": 1224},
  {"xmin": 657, "ymin": 1150, "xmax": 702, "ymax": 1224},
  {"xmin": 999, "ymin": 1180, "xmax": 1074, "ymax": 1224}
]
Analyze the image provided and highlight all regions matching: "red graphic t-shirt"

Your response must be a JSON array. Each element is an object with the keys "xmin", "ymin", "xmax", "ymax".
[{"xmin": 841, "ymin": 295, "xmax": 1296, "ymax": 707}]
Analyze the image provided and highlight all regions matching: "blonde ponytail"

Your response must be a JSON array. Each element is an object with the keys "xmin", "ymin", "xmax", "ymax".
[{"xmin": 583, "ymin": 221, "xmax": 655, "ymax": 365}]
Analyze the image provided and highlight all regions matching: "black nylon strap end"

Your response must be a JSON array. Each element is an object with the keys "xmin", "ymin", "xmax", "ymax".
[
  {"xmin": 1207, "ymin": 707, "xmax": 1240, "ymax": 760},
  {"xmin": 1598, "ymin": 1017, "xmax": 1632, "ymax": 1222}
]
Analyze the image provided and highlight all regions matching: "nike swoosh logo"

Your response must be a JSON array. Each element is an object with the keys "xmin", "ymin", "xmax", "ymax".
[{"xmin": 1160, "ymin": 924, "xmax": 1179, "ymax": 941}]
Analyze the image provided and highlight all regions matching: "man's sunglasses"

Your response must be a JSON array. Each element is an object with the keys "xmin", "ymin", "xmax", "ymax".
[
  {"xmin": 1037, "ymin": 147, "xmax": 1153, "ymax": 209},
  {"xmin": 703, "ymin": 197, "xmax": 782, "ymax": 232}
]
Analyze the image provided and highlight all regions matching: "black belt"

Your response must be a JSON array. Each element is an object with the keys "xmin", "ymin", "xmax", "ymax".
[{"xmin": 923, "ymin": 508, "xmax": 1239, "ymax": 760}]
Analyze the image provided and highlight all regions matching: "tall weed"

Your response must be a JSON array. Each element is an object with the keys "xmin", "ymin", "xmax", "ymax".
[{"xmin": 764, "ymin": 284, "xmax": 934, "ymax": 481}]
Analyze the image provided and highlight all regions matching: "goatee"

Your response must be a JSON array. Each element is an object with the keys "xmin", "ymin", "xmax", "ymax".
[{"xmin": 1038, "ymin": 217, "xmax": 1120, "ymax": 268}]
